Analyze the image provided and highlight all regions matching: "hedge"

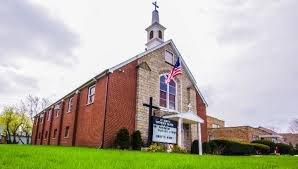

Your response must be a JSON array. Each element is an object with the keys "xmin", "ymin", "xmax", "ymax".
[{"xmin": 251, "ymin": 140, "xmax": 276, "ymax": 153}]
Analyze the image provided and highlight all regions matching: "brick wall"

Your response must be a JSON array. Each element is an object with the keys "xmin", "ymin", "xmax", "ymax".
[
  {"xmin": 208, "ymin": 126, "xmax": 270, "ymax": 143},
  {"xmin": 75, "ymin": 76, "xmax": 107, "ymax": 147},
  {"xmin": 207, "ymin": 116, "xmax": 225, "ymax": 128},
  {"xmin": 103, "ymin": 60, "xmax": 137, "ymax": 147}
]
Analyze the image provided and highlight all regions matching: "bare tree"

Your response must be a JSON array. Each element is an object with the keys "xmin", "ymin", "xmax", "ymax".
[{"xmin": 288, "ymin": 119, "xmax": 298, "ymax": 134}]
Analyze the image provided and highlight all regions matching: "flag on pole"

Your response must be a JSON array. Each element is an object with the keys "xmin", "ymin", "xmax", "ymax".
[{"xmin": 165, "ymin": 57, "xmax": 182, "ymax": 84}]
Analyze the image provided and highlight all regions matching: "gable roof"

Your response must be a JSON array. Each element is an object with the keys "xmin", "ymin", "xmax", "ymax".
[
  {"xmin": 35, "ymin": 40, "xmax": 207, "ymax": 117},
  {"xmin": 110, "ymin": 39, "xmax": 208, "ymax": 106}
]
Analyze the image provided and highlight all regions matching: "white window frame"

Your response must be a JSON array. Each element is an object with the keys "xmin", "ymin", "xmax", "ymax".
[
  {"xmin": 87, "ymin": 84, "xmax": 96, "ymax": 104},
  {"xmin": 67, "ymin": 97, "xmax": 73, "ymax": 112},
  {"xmin": 159, "ymin": 74, "xmax": 177, "ymax": 111},
  {"xmin": 165, "ymin": 50, "xmax": 174, "ymax": 65},
  {"xmin": 47, "ymin": 110, "xmax": 51, "ymax": 121},
  {"xmin": 64, "ymin": 126, "xmax": 70, "ymax": 138}
]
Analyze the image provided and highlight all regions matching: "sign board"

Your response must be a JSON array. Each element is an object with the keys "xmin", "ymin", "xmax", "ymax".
[{"xmin": 152, "ymin": 116, "xmax": 177, "ymax": 144}]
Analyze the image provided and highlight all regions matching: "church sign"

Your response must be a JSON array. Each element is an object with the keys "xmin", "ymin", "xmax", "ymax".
[{"xmin": 152, "ymin": 116, "xmax": 177, "ymax": 144}]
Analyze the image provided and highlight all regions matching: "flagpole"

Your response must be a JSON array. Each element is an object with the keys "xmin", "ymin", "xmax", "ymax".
[{"xmin": 180, "ymin": 61, "xmax": 183, "ymax": 113}]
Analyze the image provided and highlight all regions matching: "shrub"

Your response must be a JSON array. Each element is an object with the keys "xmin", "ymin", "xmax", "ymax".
[
  {"xmin": 116, "ymin": 128, "xmax": 130, "ymax": 149},
  {"xmin": 191, "ymin": 140, "xmax": 199, "ymax": 154},
  {"xmin": 202, "ymin": 141, "xmax": 211, "ymax": 154},
  {"xmin": 251, "ymin": 140, "xmax": 276, "ymax": 153},
  {"xmin": 171, "ymin": 145, "xmax": 187, "ymax": 154},
  {"xmin": 250, "ymin": 143, "xmax": 270, "ymax": 154},
  {"xmin": 147, "ymin": 143, "xmax": 166, "ymax": 152},
  {"xmin": 276, "ymin": 143, "xmax": 294, "ymax": 154},
  {"xmin": 131, "ymin": 130, "xmax": 142, "ymax": 150}
]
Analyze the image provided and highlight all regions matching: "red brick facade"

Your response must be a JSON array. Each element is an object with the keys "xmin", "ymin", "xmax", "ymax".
[
  {"xmin": 196, "ymin": 93, "xmax": 207, "ymax": 142},
  {"xmin": 32, "ymin": 61, "xmax": 138, "ymax": 148}
]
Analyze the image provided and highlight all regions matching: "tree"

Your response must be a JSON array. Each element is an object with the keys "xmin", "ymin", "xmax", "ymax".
[
  {"xmin": 0, "ymin": 106, "xmax": 21, "ymax": 144},
  {"xmin": 289, "ymin": 119, "xmax": 298, "ymax": 134}
]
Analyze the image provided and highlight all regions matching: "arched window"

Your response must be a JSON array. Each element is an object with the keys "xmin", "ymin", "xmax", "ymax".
[
  {"xmin": 149, "ymin": 31, "xmax": 154, "ymax": 39},
  {"xmin": 160, "ymin": 75, "xmax": 176, "ymax": 110},
  {"xmin": 158, "ymin": 30, "xmax": 162, "ymax": 39}
]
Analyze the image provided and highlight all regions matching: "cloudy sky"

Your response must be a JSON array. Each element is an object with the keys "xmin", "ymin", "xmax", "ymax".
[{"xmin": 0, "ymin": 0, "xmax": 297, "ymax": 132}]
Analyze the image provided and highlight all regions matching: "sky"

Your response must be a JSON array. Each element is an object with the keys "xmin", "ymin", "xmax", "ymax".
[{"xmin": 0, "ymin": 0, "xmax": 297, "ymax": 132}]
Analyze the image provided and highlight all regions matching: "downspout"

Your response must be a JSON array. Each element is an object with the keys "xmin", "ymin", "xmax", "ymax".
[{"xmin": 101, "ymin": 73, "xmax": 110, "ymax": 148}]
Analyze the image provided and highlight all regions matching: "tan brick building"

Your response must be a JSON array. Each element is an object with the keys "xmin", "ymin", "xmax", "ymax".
[
  {"xmin": 207, "ymin": 115, "xmax": 225, "ymax": 128},
  {"xmin": 279, "ymin": 133, "xmax": 298, "ymax": 148},
  {"xmin": 208, "ymin": 126, "xmax": 284, "ymax": 143},
  {"xmin": 32, "ymin": 4, "xmax": 207, "ymax": 152}
]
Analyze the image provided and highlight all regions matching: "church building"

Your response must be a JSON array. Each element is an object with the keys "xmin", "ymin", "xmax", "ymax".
[{"xmin": 32, "ymin": 3, "xmax": 207, "ymax": 152}]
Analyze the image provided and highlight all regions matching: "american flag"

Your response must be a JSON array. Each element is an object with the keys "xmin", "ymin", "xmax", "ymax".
[{"xmin": 165, "ymin": 57, "xmax": 182, "ymax": 84}]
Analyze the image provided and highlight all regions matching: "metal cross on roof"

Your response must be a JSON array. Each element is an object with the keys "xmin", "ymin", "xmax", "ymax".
[{"xmin": 152, "ymin": 1, "xmax": 159, "ymax": 11}]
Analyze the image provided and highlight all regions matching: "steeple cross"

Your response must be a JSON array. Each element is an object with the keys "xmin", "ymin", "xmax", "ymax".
[{"xmin": 152, "ymin": 1, "xmax": 159, "ymax": 11}]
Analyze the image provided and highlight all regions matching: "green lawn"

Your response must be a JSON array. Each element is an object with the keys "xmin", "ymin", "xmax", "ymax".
[{"xmin": 0, "ymin": 145, "xmax": 297, "ymax": 169}]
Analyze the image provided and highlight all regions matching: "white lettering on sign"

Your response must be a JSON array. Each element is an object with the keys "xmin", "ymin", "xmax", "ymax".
[{"xmin": 152, "ymin": 117, "xmax": 177, "ymax": 144}]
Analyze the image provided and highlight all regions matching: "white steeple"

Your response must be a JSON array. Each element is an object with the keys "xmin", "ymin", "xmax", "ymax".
[{"xmin": 145, "ymin": 2, "xmax": 166, "ymax": 50}]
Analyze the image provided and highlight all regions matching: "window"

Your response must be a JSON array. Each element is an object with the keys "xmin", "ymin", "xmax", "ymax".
[
  {"xmin": 54, "ymin": 104, "xmax": 60, "ymax": 118},
  {"xmin": 158, "ymin": 30, "xmax": 162, "ymax": 39},
  {"xmin": 44, "ymin": 131, "xmax": 48, "ymax": 139},
  {"xmin": 40, "ymin": 116, "xmax": 44, "ymax": 124},
  {"xmin": 159, "ymin": 75, "xmax": 176, "ymax": 110},
  {"xmin": 55, "ymin": 109, "xmax": 59, "ymax": 118},
  {"xmin": 64, "ymin": 126, "xmax": 70, "ymax": 138},
  {"xmin": 53, "ymin": 129, "xmax": 57, "ymax": 139},
  {"xmin": 47, "ymin": 110, "xmax": 51, "ymax": 121},
  {"xmin": 87, "ymin": 85, "xmax": 96, "ymax": 104},
  {"xmin": 211, "ymin": 124, "xmax": 220, "ymax": 128},
  {"xmin": 165, "ymin": 51, "xmax": 174, "ymax": 64},
  {"xmin": 68, "ymin": 97, "xmax": 73, "ymax": 112},
  {"xmin": 149, "ymin": 30, "xmax": 154, "ymax": 39}
]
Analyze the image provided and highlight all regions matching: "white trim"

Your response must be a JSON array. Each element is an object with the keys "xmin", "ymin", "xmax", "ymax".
[
  {"xmin": 87, "ymin": 84, "xmax": 96, "ymax": 104},
  {"xmin": 67, "ymin": 97, "xmax": 73, "ymax": 113},
  {"xmin": 109, "ymin": 39, "xmax": 207, "ymax": 106}
]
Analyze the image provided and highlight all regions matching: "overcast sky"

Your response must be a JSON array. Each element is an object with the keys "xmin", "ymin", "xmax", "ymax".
[{"xmin": 0, "ymin": 0, "xmax": 297, "ymax": 132}]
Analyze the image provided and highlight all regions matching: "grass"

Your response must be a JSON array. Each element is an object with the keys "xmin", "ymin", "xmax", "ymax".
[{"xmin": 0, "ymin": 145, "xmax": 297, "ymax": 169}]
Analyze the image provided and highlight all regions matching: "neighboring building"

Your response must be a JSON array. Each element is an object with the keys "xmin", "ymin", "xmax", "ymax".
[
  {"xmin": 207, "ymin": 115, "xmax": 225, "ymax": 128},
  {"xmin": 279, "ymin": 133, "xmax": 298, "ymax": 148},
  {"xmin": 208, "ymin": 126, "xmax": 284, "ymax": 143},
  {"xmin": 31, "ymin": 4, "xmax": 207, "ymax": 151}
]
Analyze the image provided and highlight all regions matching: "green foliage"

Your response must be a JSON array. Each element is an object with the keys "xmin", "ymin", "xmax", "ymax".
[
  {"xmin": 250, "ymin": 143, "xmax": 270, "ymax": 154},
  {"xmin": 115, "ymin": 128, "xmax": 130, "ymax": 150},
  {"xmin": 202, "ymin": 141, "xmax": 211, "ymax": 154},
  {"xmin": 171, "ymin": 145, "xmax": 187, "ymax": 154},
  {"xmin": 251, "ymin": 140, "xmax": 276, "ymax": 153},
  {"xmin": 131, "ymin": 130, "xmax": 142, "ymax": 150},
  {"xmin": 147, "ymin": 143, "xmax": 166, "ymax": 152},
  {"xmin": 191, "ymin": 140, "xmax": 199, "ymax": 154},
  {"xmin": 275, "ymin": 143, "xmax": 294, "ymax": 154},
  {"xmin": 211, "ymin": 140, "xmax": 254, "ymax": 155}
]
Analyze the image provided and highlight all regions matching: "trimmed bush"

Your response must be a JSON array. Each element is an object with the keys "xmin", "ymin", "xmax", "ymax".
[
  {"xmin": 191, "ymin": 140, "xmax": 199, "ymax": 154},
  {"xmin": 131, "ymin": 130, "xmax": 142, "ymax": 150},
  {"xmin": 171, "ymin": 145, "xmax": 187, "ymax": 153},
  {"xmin": 250, "ymin": 143, "xmax": 270, "ymax": 154},
  {"xmin": 251, "ymin": 140, "xmax": 276, "ymax": 153},
  {"xmin": 147, "ymin": 143, "xmax": 166, "ymax": 152},
  {"xmin": 116, "ymin": 128, "xmax": 130, "ymax": 149},
  {"xmin": 276, "ymin": 143, "xmax": 294, "ymax": 154},
  {"xmin": 202, "ymin": 141, "xmax": 211, "ymax": 154}
]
